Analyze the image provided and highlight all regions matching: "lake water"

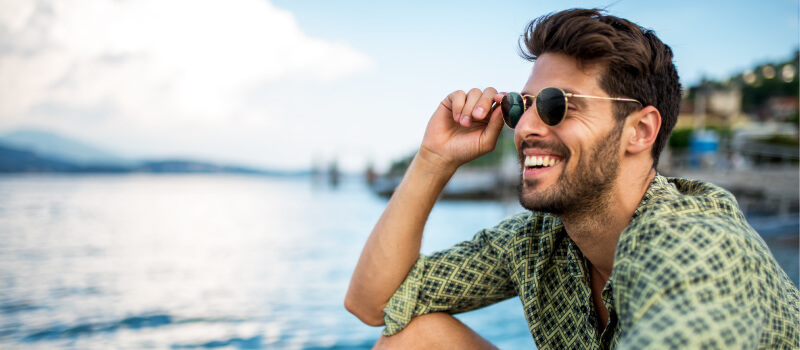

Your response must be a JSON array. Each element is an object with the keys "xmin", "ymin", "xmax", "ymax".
[
  {"xmin": 2, "ymin": 175, "xmax": 797, "ymax": 350},
  {"xmin": 0, "ymin": 175, "xmax": 536, "ymax": 349}
]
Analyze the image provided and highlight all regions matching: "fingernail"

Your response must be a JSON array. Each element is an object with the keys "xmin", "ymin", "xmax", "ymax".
[{"xmin": 474, "ymin": 107, "xmax": 484, "ymax": 118}]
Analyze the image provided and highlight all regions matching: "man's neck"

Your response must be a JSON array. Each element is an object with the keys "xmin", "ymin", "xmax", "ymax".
[{"xmin": 560, "ymin": 168, "xmax": 656, "ymax": 279}]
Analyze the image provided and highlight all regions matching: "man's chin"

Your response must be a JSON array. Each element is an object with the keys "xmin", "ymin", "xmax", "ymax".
[
  {"xmin": 520, "ymin": 175, "xmax": 557, "ymax": 193},
  {"xmin": 518, "ymin": 181, "xmax": 563, "ymax": 215},
  {"xmin": 521, "ymin": 177, "xmax": 540, "ymax": 188}
]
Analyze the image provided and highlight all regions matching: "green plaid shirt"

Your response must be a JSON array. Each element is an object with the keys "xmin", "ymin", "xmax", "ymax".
[{"xmin": 383, "ymin": 175, "xmax": 800, "ymax": 349}]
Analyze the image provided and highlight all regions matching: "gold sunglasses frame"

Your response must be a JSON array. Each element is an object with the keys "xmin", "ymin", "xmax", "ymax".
[{"xmin": 511, "ymin": 87, "xmax": 643, "ymax": 128}]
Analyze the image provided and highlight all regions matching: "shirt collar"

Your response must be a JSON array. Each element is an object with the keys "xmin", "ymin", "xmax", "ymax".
[
  {"xmin": 628, "ymin": 174, "xmax": 673, "ymax": 223},
  {"xmin": 566, "ymin": 238, "xmax": 587, "ymax": 278}
]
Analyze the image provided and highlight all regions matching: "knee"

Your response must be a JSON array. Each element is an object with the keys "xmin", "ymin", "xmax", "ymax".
[
  {"xmin": 373, "ymin": 313, "xmax": 496, "ymax": 350},
  {"xmin": 373, "ymin": 313, "xmax": 450, "ymax": 349}
]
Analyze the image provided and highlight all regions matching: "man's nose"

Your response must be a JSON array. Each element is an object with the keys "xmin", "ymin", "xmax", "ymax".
[{"xmin": 515, "ymin": 107, "xmax": 551, "ymax": 139}]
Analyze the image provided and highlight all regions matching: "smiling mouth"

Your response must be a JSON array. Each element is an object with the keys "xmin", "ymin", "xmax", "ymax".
[{"xmin": 523, "ymin": 155, "xmax": 562, "ymax": 170}]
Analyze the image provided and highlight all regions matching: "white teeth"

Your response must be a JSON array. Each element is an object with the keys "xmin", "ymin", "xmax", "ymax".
[{"xmin": 523, "ymin": 156, "xmax": 561, "ymax": 168}]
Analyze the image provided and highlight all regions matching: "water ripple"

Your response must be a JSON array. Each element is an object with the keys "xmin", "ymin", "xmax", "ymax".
[{"xmin": 23, "ymin": 314, "xmax": 173, "ymax": 342}]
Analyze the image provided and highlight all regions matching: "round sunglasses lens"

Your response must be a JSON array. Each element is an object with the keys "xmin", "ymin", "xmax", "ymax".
[
  {"xmin": 501, "ymin": 93, "xmax": 525, "ymax": 128},
  {"xmin": 535, "ymin": 88, "xmax": 566, "ymax": 126}
]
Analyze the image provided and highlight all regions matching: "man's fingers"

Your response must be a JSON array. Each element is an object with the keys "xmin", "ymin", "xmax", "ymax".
[
  {"xmin": 459, "ymin": 88, "xmax": 483, "ymax": 127},
  {"xmin": 448, "ymin": 90, "xmax": 467, "ymax": 124},
  {"xmin": 471, "ymin": 87, "xmax": 499, "ymax": 121},
  {"xmin": 445, "ymin": 88, "xmax": 501, "ymax": 127},
  {"xmin": 460, "ymin": 87, "xmax": 500, "ymax": 127},
  {"xmin": 494, "ymin": 92, "xmax": 506, "ymax": 104}
]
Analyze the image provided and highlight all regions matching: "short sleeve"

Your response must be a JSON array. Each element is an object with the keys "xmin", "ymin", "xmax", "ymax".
[
  {"xmin": 382, "ymin": 255, "xmax": 426, "ymax": 336},
  {"xmin": 381, "ymin": 222, "xmax": 521, "ymax": 336}
]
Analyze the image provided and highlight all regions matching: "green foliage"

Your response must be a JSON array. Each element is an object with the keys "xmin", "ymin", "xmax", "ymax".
[
  {"xmin": 740, "ymin": 75, "xmax": 799, "ymax": 113},
  {"xmin": 686, "ymin": 49, "xmax": 799, "ymax": 115},
  {"xmin": 758, "ymin": 134, "xmax": 799, "ymax": 147},
  {"xmin": 790, "ymin": 111, "xmax": 800, "ymax": 127},
  {"xmin": 668, "ymin": 128, "xmax": 693, "ymax": 149},
  {"xmin": 704, "ymin": 125, "xmax": 732, "ymax": 139},
  {"xmin": 669, "ymin": 126, "xmax": 735, "ymax": 150}
]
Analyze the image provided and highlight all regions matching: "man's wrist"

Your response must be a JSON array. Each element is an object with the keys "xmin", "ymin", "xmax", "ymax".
[{"xmin": 414, "ymin": 148, "xmax": 459, "ymax": 181}]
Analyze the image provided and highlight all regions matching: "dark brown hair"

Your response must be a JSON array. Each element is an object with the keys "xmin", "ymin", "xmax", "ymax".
[{"xmin": 520, "ymin": 8, "xmax": 681, "ymax": 169}]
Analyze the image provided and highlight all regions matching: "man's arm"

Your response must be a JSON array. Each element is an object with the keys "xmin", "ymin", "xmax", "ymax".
[{"xmin": 344, "ymin": 88, "xmax": 506, "ymax": 326}]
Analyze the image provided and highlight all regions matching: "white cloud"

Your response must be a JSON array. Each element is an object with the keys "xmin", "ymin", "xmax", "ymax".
[{"xmin": 0, "ymin": 0, "xmax": 373, "ymax": 130}]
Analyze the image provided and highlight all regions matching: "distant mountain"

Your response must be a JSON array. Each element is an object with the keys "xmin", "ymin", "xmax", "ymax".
[
  {"xmin": 0, "ymin": 129, "xmax": 303, "ymax": 175},
  {"xmin": 0, "ymin": 143, "xmax": 130, "ymax": 173},
  {"xmin": 135, "ymin": 160, "xmax": 269, "ymax": 174},
  {"xmin": 0, "ymin": 142, "xmax": 280, "ymax": 174},
  {"xmin": 0, "ymin": 143, "xmax": 77, "ymax": 172},
  {"xmin": 0, "ymin": 129, "xmax": 133, "ymax": 166}
]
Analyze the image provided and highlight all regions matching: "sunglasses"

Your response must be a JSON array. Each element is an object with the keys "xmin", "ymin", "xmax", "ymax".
[{"xmin": 500, "ymin": 87, "xmax": 642, "ymax": 128}]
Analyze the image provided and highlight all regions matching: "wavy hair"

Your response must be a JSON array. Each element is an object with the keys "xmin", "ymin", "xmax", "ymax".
[{"xmin": 520, "ymin": 8, "xmax": 682, "ymax": 169}]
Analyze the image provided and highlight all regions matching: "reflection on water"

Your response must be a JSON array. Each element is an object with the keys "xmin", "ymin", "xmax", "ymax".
[{"xmin": 0, "ymin": 175, "xmax": 534, "ymax": 349}]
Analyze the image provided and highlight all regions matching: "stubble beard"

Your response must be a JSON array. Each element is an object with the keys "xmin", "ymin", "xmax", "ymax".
[{"xmin": 518, "ymin": 125, "xmax": 623, "ymax": 217}]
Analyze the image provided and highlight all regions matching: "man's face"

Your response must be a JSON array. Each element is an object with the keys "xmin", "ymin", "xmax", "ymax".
[{"xmin": 515, "ymin": 53, "xmax": 624, "ymax": 215}]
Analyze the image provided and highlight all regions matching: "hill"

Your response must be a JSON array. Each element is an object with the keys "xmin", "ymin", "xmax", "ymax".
[
  {"xmin": 0, "ymin": 129, "xmax": 132, "ymax": 166},
  {"xmin": 0, "ymin": 128, "xmax": 299, "ymax": 175}
]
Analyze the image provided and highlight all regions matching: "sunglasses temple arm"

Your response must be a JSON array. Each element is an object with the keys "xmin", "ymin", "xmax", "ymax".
[{"xmin": 569, "ymin": 93, "xmax": 642, "ymax": 105}]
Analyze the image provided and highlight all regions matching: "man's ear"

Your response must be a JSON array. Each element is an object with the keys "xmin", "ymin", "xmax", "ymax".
[{"xmin": 625, "ymin": 106, "xmax": 661, "ymax": 155}]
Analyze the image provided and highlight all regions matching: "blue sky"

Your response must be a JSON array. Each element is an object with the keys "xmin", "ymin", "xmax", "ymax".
[{"xmin": 0, "ymin": 0, "xmax": 797, "ymax": 172}]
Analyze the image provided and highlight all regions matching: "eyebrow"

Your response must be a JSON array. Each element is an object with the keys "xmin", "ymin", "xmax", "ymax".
[{"xmin": 521, "ymin": 87, "xmax": 583, "ymax": 96}]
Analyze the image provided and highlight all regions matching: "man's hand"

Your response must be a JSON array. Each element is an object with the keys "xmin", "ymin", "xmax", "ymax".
[
  {"xmin": 344, "ymin": 87, "xmax": 506, "ymax": 327},
  {"xmin": 419, "ymin": 88, "xmax": 506, "ymax": 172}
]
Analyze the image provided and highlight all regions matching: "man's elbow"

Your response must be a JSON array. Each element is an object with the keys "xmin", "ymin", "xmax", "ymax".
[{"xmin": 344, "ymin": 295, "xmax": 385, "ymax": 327}]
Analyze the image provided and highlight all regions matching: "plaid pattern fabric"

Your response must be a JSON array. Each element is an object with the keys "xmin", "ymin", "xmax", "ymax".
[{"xmin": 382, "ymin": 175, "xmax": 800, "ymax": 349}]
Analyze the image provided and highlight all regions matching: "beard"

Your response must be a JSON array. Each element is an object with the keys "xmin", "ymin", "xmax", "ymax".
[{"xmin": 518, "ymin": 124, "xmax": 623, "ymax": 216}]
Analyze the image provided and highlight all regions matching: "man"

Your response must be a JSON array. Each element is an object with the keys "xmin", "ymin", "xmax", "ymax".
[{"xmin": 345, "ymin": 8, "xmax": 800, "ymax": 349}]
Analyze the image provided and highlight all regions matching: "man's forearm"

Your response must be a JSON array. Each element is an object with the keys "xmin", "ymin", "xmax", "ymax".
[{"xmin": 344, "ymin": 151, "xmax": 456, "ymax": 326}]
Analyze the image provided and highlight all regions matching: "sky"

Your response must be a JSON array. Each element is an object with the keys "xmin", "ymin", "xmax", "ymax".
[{"xmin": 0, "ymin": 0, "xmax": 798, "ymax": 172}]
